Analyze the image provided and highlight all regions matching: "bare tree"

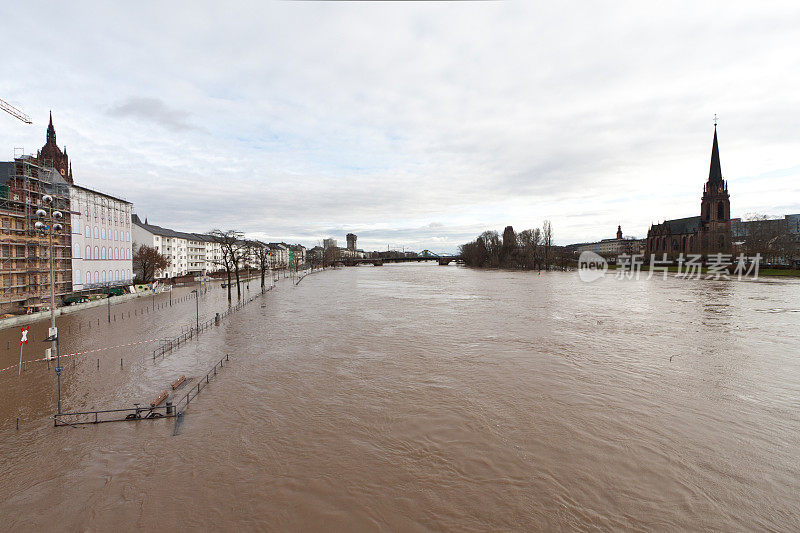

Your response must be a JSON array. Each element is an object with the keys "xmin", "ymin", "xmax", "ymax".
[
  {"xmin": 252, "ymin": 241, "xmax": 271, "ymax": 291},
  {"xmin": 133, "ymin": 244, "xmax": 168, "ymax": 282},
  {"xmin": 518, "ymin": 228, "xmax": 542, "ymax": 269},
  {"xmin": 744, "ymin": 214, "xmax": 794, "ymax": 265},
  {"xmin": 209, "ymin": 229, "xmax": 242, "ymax": 303},
  {"xmin": 542, "ymin": 220, "xmax": 553, "ymax": 270}
]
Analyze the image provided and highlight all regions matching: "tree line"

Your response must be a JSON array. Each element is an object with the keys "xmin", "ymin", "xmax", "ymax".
[
  {"xmin": 741, "ymin": 214, "xmax": 798, "ymax": 267},
  {"xmin": 460, "ymin": 220, "xmax": 568, "ymax": 270}
]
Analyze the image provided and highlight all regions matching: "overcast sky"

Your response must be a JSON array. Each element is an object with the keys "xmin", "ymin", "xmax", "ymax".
[{"xmin": 1, "ymin": 1, "xmax": 799, "ymax": 252}]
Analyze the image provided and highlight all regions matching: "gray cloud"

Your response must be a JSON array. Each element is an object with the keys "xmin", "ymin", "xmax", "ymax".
[{"xmin": 107, "ymin": 97, "xmax": 200, "ymax": 133}]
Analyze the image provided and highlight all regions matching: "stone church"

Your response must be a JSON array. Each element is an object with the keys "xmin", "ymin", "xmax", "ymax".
[
  {"xmin": 646, "ymin": 126, "xmax": 732, "ymax": 258},
  {"xmin": 35, "ymin": 111, "xmax": 74, "ymax": 183}
]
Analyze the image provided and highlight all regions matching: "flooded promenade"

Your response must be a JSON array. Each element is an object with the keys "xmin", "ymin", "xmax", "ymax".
[{"xmin": 1, "ymin": 263, "xmax": 800, "ymax": 530}]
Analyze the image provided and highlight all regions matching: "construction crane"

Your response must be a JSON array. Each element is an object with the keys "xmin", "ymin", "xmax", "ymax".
[{"xmin": 0, "ymin": 97, "xmax": 32, "ymax": 124}]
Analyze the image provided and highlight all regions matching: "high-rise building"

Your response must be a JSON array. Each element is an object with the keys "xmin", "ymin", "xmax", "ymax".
[{"xmin": 346, "ymin": 233, "xmax": 357, "ymax": 251}]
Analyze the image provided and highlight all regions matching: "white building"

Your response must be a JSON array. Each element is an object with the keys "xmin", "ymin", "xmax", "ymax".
[
  {"xmin": 132, "ymin": 215, "xmax": 222, "ymax": 278},
  {"xmin": 268, "ymin": 243, "xmax": 289, "ymax": 268},
  {"xmin": 69, "ymin": 185, "xmax": 134, "ymax": 290}
]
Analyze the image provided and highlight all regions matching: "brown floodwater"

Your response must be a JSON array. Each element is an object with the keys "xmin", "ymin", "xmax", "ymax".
[{"xmin": 1, "ymin": 263, "xmax": 799, "ymax": 531}]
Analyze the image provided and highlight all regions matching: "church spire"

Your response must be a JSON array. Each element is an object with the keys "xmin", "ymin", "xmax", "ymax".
[
  {"xmin": 46, "ymin": 110, "xmax": 56, "ymax": 143},
  {"xmin": 708, "ymin": 124, "xmax": 722, "ymax": 183}
]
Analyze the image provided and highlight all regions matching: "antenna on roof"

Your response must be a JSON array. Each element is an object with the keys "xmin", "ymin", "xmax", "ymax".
[{"xmin": 713, "ymin": 113, "xmax": 718, "ymax": 127}]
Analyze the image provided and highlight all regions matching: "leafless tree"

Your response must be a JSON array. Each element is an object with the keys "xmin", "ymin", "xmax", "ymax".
[
  {"xmin": 518, "ymin": 228, "xmax": 542, "ymax": 269},
  {"xmin": 252, "ymin": 241, "xmax": 271, "ymax": 291},
  {"xmin": 209, "ymin": 229, "xmax": 243, "ymax": 303},
  {"xmin": 744, "ymin": 214, "xmax": 795, "ymax": 265},
  {"xmin": 133, "ymin": 244, "xmax": 168, "ymax": 282},
  {"xmin": 542, "ymin": 220, "xmax": 553, "ymax": 270}
]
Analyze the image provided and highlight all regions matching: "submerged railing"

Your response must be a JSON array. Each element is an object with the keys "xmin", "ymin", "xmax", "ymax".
[{"xmin": 53, "ymin": 355, "xmax": 230, "ymax": 427}]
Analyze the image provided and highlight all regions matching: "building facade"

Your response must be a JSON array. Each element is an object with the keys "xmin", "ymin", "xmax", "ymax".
[
  {"xmin": 646, "ymin": 126, "xmax": 732, "ymax": 259},
  {"xmin": 0, "ymin": 158, "xmax": 73, "ymax": 312},
  {"xmin": 568, "ymin": 226, "xmax": 645, "ymax": 258},
  {"xmin": 132, "ymin": 215, "xmax": 225, "ymax": 278},
  {"xmin": 69, "ymin": 184, "xmax": 133, "ymax": 290}
]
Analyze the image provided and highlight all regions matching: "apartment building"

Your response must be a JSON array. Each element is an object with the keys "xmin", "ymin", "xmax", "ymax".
[
  {"xmin": 132, "ymin": 215, "xmax": 222, "ymax": 278},
  {"xmin": 69, "ymin": 184, "xmax": 133, "ymax": 290}
]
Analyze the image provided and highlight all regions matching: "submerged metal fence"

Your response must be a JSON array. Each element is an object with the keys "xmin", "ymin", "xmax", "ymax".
[
  {"xmin": 153, "ymin": 289, "xmax": 268, "ymax": 359},
  {"xmin": 54, "ymin": 355, "xmax": 231, "ymax": 427}
]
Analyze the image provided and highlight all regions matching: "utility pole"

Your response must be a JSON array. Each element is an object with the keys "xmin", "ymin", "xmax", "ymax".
[{"xmin": 35, "ymin": 195, "xmax": 64, "ymax": 414}]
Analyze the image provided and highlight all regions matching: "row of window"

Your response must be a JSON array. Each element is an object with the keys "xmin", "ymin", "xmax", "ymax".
[
  {"xmin": 72, "ymin": 197, "xmax": 131, "ymax": 223},
  {"xmin": 74, "ymin": 244, "xmax": 131, "ymax": 260},
  {"xmin": 74, "ymin": 269, "xmax": 131, "ymax": 285},
  {"xmin": 78, "ymin": 223, "xmax": 130, "ymax": 242}
]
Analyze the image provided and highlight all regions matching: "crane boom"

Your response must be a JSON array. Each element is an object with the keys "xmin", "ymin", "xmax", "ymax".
[{"xmin": 0, "ymin": 98, "xmax": 32, "ymax": 124}]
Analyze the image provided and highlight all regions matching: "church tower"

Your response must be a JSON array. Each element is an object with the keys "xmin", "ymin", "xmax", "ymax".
[
  {"xmin": 35, "ymin": 111, "xmax": 73, "ymax": 183},
  {"xmin": 699, "ymin": 124, "xmax": 731, "ymax": 256},
  {"xmin": 616, "ymin": 225, "xmax": 623, "ymax": 240}
]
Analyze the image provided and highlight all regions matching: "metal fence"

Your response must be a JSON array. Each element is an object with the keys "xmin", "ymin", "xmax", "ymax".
[
  {"xmin": 152, "ymin": 289, "xmax": 267, "ymax": 359},
  {"xmin": 53, "ymin": 354, "xmax": 230, "ymax": 427}
]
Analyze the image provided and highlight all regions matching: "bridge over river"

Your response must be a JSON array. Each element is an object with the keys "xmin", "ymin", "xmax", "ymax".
[{"xmin": 339, "ymin": 254, "xmax": 462, "ymax": 267}]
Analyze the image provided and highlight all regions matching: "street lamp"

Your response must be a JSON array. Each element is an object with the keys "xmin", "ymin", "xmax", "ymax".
[
  {"xmin": 35, "ymin": 194, "xmax": 65, "ymax": 414},
  {"xmin": 191, "ymin": 289, "xmax": 199, "ymax": 331}
]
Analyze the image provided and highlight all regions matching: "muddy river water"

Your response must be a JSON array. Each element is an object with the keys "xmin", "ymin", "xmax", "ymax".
[{"xmin": 1, "ymin": 263, "xmax": 799, "ymax": 531}]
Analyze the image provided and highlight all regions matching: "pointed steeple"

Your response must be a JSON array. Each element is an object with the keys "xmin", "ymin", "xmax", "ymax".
[
  {"xmin": 708, "ymin": 125, "xmax": 722, "ymax": 183},
  {"xmin": 46, "ymin": 110, "xmax": 56, "ymax": 143}
]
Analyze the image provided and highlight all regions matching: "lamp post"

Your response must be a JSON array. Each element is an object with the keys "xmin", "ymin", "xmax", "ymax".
[
  {"xmin": 35, "ymin": 195, "xmax": 64, "ymax": 414},
  {"xmin": 191, "ymin": 289, "xmax": 199, "ymax": 331}
]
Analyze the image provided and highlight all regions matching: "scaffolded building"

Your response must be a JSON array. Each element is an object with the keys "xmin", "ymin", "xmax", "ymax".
[{"xmin": 0, "ymin": 157, "xmax": 73, "ymax": 313}]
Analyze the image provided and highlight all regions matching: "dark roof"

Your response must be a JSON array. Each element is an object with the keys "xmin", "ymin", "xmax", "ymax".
[
  {"xmin": 651, "ymin": 215, "xmax": 701, "ymax": 235},
  {"xmin": 132, "ymin": 213, "xmax": 214, "ymax": 242},
  {"xmin": 709, "ymin": 126, "xmax": 722, "ymax": 183}
]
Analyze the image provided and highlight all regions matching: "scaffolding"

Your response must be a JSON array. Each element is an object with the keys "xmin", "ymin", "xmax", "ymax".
[{"xmin": 0, "ymin": 157, "xmax": 72, "ymax": 313}]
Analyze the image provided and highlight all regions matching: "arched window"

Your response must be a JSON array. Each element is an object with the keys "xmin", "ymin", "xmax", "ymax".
[
  {"xmin": 115, "ymin": 230, "xmax": 118, "ymax": 241},
  {"xmin": 85, "ymin": 226, "xmax": 90, "ymax": 238},
  {"xmin": 85, "ymin": 271, "xmax": 91, "ymax": 285},
  {"xmin": 717, "ymin": 201, "xmax": 725, "ymax": 220},
  {"xmin": 672, "ymin": 238, "xmax": 678, "ymax": 251},
  {"xmin": 102, "ymin": 271, "xmax": 106, "ymax": 283},
  {"xmin": 94, "ymin": 271, "xmax": 99, "ymax": 283},
  {"xmin": 115, "ymin": 270, "xmax": 120, "ymax": 280},
  {"xmin": 74, "ymin": 243, "xmax": 80, "ymax": 258},
  {"xmin": 74, "ymin": 269, "xmax": 81, "ymax": 284},
  {"xmin": 94, "ymin": 246, "xmax": 99, "ymax": 259},
  {"xmin": 101, "ymin": 248, "xmax": 105, "ymax": 260},
  {"xmin": 86, "ymin": 245, "xmax": 91, "ymax": 259},
  {"xmin": 718, "ymin": 234, "xmax": 725, "ymax": 250},
  {"xmin": 682, "ymin": 236, "xmax": 687, "ymax": 251},
  {"xmin": 102, "ymin": 228, "xmax": 106, "ymax": 240},
  {"xmin": 94, "ymin": 227, "xmax": 99, "ymax": 238}
]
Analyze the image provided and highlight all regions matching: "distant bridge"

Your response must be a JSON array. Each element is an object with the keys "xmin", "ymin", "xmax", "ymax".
[{"xmin": 338, "ymin": 255, "xmax": 462, "ymax": 267}]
